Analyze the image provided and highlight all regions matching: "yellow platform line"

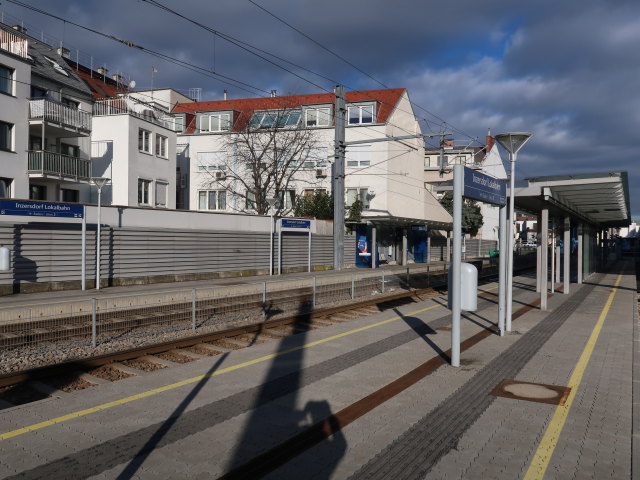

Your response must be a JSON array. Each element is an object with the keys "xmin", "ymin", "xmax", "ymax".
[
  {"xmin": 1, "ymin": 295, "xmax": 460, "ymax": 441},
  {"xmin": 523, "ymin": 271, "xmax": 623, "ymax": 480}
]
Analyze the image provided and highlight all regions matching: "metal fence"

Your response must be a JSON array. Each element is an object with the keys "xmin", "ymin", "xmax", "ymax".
[{"xmin": 0, "ymin": 255, "xmax": 537, "ymax": 364}]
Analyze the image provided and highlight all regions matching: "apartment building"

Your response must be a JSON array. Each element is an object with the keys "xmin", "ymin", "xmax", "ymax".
[{"xmin": 0, "ymin": 24, "xmax": 94, "ymax": 203}]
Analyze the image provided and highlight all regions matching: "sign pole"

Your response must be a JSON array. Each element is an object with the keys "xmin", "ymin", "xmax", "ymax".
[
  {"xmin": 451, "ymin": 164, "xmax": 463, "ymax": 367},
  {"xmin": 81, "ymin": 205, "xmax": 86, "ymax": 291}
]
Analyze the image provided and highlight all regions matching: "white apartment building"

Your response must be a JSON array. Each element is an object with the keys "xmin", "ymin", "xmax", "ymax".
[
  {"xmin": 0, "ymin": 24, "xmax": 95, "ymax": 203},
  {"xmin": 0, "ymin": 26, "xmax": 30, "ymax": 199},
  {"xmin": 173, "ymin": 88, "xmax": 450, "ymax": 224}
]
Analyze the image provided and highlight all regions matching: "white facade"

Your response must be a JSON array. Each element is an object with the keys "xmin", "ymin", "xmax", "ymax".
[
  {"xmin": 91, "ymin": 112, "xmax": 177, "ymax": 208},
  {"xmin": 177, "ymin": 89, "xmax": 449, "ymax": 223},
  {"xmin": 0, "ymin": 31, "xmax": 30, "ymax": 199}
]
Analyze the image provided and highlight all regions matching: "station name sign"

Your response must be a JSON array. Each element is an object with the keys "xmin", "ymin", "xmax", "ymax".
[
  {"xmin": 0, "ymin": 200, "xmax": 84, "ymax": 218},
  {"xmin": 463, "ymin": 167, "xmax": 506, "ymax": 206},
  {"xmin": 280, "ymin": 218, "xmax": 311, "ymax": 229}
]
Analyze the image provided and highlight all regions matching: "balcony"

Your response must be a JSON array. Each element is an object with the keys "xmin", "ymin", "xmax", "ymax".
[
  {"xmin": 28, "ymin": 151, "xmax": 92, "ymax": 182},
  {"xmin": 0, "ymin": 29, "xmax": 28, "ymax": 59},
  {"xmin": 29, "ymin": 99, "xmax": 92, "ymax": 136},
  {"xmin": 93, "ymin": 97, "xmax": 174, "ymax": 130}
]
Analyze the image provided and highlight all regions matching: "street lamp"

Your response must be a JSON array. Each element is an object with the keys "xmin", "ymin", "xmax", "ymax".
[
  {"xmin": 91, "ymin": 177, "xmax": 110, "ymax": 290},
  {"xmin": 266, "ymin": 197, "xmax": 278, "ymax": 276},
  {"xmin": 494, "ymin": 132, "xmax": 532, "ymax": 332}
]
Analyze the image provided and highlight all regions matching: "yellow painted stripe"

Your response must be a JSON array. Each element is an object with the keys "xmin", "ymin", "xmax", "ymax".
[
  {"xmin": 1, "ymin": 295, "xmax": 462, "ymax": 441},
  {"xmin": 523, "ymin": 271, "xmax": 623, "ymax": 480}
]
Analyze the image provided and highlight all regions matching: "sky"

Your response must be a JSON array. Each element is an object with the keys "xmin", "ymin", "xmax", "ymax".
[{"xmin": 3, "ymin": 0, "xmax": 639, "ymax": 215}]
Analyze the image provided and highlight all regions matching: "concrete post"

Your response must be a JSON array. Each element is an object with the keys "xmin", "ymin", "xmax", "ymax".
[
  {"xmin": 540, "ymin": 208, "xmax": 549, "ymax": 310},
  {"xmin": 577, "ymin": 223, "xmax": 583, "ymax": 284},
  {"xmin": 564, "ymin": 216, "xmax": 570, "ymax": 294},
  {"xmin": 402, "ymin": 228, "xmax": 408, "ymax": 265},
  {"xmin": 371, "ymin": 224, "xmax": 377, "ymax": 270}
]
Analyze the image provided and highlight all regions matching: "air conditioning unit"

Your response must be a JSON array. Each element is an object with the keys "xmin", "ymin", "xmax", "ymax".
[
  {"xmin": 215, "ymin": 171, "xmax": 226, "ymax": 180},
  {"xmin": 316, "ymin": 168, "xmax": 327, "ymax": 178}
]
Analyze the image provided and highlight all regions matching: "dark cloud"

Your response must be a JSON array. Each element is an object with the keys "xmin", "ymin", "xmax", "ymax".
[{"xmin": 3, "ymin": 0, "xmax": 638, "ymax": 214}]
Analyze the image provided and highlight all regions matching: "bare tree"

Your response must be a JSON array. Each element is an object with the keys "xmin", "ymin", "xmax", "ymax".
[{"xmin": 198, "ymin": 108, "xmax": 327, "ymax": 216}]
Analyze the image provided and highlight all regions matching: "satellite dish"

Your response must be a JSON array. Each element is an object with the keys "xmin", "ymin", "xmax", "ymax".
[{"xmin": 128, "ymin": 80, "xmax": 136, "ymax": 89}]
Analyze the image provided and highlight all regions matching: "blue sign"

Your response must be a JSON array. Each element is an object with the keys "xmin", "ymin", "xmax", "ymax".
[
  {"xmin": 281, "ymin": 218, "xmax": 311, "ymax": 229},
  {"xmin": 462, "ymin": 167, "xmax": 506, "ymax": 205},
  {"xmin": 411, "ymin": 225, "xmax": 427, "ymax": 231},
  {"xmin": 0, "ymin": 200, "xmax": 84, "ymax": 218}
]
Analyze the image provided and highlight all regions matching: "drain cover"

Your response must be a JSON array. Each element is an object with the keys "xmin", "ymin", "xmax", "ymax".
[{"xmin": 490, "ymin": 379, "xmax": 571, "ymax": 405}]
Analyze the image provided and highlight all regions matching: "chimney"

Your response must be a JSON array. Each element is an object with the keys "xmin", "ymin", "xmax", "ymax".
[
  {"xmin": 97, "ymin": 66, "xmax": 108, "ymax": 76},
  {"xmin": 486, "ymin": 128, "xmax": 495, "ymax": 152},
  {"xmin": 111, "ymin": 73, "xmax": 124, "ymax": 84},
  {"xmin": 11, "ymin": 25, "xmax": 27, "ymax": 34},
  {"xmin": 270, "ymin": 90, "xmax": 277, "ymax": 97},
  {"xmin": 442, "ymin": 139, "xmax": 454, "ymax": 150},
  {"xmin": 223, "ymin": 89, "xmax": 227, "ymax": 100},
  {"xmin": 57, "ymin": 47, "xmax": 70, "ymax": 59}
]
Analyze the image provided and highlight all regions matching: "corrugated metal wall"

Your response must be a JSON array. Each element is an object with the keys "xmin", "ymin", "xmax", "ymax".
[{"xmin": 0, "ymin": 223, "xmax": 342, "ymax": 292}]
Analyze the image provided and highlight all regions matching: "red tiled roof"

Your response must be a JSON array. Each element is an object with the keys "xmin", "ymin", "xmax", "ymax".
[
  {"xmin": 70, "ymin": 66, "xmax": 125, "ymax": 99},
  {"xmin": 173, "ymin": 88, "xmax": 405, "ymax": 133}
]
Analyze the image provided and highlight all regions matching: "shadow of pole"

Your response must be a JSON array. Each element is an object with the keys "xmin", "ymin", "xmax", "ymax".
[
  {"xmin": 392, "ymin": 308, "xmax": 450, "ymax": 363},
  {"xmin": 116, "ymin": 351, "xmax": 232, "ymax": 479},
  {"xmin": 220, "ymin": 298, "xmax": 346, "ymax": 479}
]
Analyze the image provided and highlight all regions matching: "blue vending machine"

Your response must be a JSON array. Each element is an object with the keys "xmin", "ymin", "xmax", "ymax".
[
  {"xmin": 355, "ymin": 224, "xmax": 379, "ymax": 268},
  {"xmin": 409, "ymin": 225, "xmax": 428, "ymax": 263}
]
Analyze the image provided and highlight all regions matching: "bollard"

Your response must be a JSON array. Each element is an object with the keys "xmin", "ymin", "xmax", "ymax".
[
  {"xmin": 192, "ymin": 289, "xmax": 196, "ymax": 332},
  {"xmin": 91, "ymin": 298, "xmax": 97, "ymax": 348},
  {"xmin": 312, "ymin": 277, "xmax": 316, "ymax": 307},
  {"xmin": 351, "ymin": 274, "xmax": 355, "ymax": 299},
  {"xmin": 263, "ymin": 282, "xmax": 267, "ymax": 320}
]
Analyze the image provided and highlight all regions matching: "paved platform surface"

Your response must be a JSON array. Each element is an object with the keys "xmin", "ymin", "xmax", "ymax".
[{"xmin": 0, "ymin": 261, "xmax": 636, "ymax": 479}]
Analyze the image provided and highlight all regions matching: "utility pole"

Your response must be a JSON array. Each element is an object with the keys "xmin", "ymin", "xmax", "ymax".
[{"xmin": 333, "ymin": 85, "xmax": 346, "ymax": 270}]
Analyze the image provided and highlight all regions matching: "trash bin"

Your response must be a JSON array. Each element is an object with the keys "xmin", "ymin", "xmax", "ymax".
[{"xmin": 447, "ymin": 262, "xmax": 478, "ymax": 311}]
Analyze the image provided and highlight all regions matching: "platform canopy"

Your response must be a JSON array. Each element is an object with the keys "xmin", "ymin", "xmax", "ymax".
[{"xmin": 514, "ymin": 171, "xmax": 630, "ymax": 228}]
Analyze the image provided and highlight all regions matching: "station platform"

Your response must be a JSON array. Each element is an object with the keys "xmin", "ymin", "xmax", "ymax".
[{"xmin": 0, "ymin": 261, "xmax": 637, "ymax": 479}]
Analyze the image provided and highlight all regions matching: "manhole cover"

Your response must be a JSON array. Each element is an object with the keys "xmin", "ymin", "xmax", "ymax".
[{"xmin": 490, "ymin": 379, "xmax": 571, "ymax": 405}]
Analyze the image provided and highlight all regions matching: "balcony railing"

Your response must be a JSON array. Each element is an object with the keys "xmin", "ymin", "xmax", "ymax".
[
  {"xmin": 28, "ymin": 150, "xmax": 91, "ymax": 181},
  {"xmin": 29, "ymin": 99, "xmax": 92, "ymax": 132},
  {"xmin": 0, "ymin": 29, "xmax": 28, "ymax": 59},
  {"xmin": 93, "ymin": 97, "xmax": 174, "ymax": 129}
]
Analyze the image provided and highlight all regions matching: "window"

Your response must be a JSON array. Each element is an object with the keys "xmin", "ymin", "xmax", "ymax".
[
  {"xmin": 198, "ymin": 190, "xmax": 227, "ymax": 210},
  {"xmin": 43, "ymin": 56, "xmax": 69, "ymax": 76},
  {"xmin": 346, "ymin": 187, "xmax": 369, "ymax": 209},
  {"xmin": 348, "ymin": 104, "xmax": 375, "ymax": 125},
  {"xmin": 156, "ymin": 134, "xmax": 168, "ymax": 158},
  {"xmin": 0, "ymin": 65, "xmax": 14, "ymax": 95},
  {"xmin": 0, "ymin": 177, "xmax": 12, "ymax": 198},
  {"xmin": 304, "ymin": 188, "xmax": 327, "ymax": 196},
  {"xmin": 155, "ymin": 181, "xmax": 168, "ymax": 207},
  {"xmin": 0, "ymin": 121, "xmax": 13, "ymax": 152},
  {"xmin": 61, "ymin": 97, "xmax": 79, "ymax": 109},
  {"xmin": 138, "ymin": 179, "xmax": 151, "ymax": 205},
  {"xmin": 279, "ymin": 190, "xmax": 296, "ymax": 210},
  {"xmin": 196, "ymin": 151, "xmax": 226, "ymax": 171},
  {"xmin": 173, "ymin": 116, "xmax": 185, "ymax": 133},
  {"xmin": 138, "ymin": 129, "xmax": 151, "ymax": 153},
  {"xmin": 346, "ymin": 144, "xmax": 371, "ymax": 167},
  {"xmin": 60, "ymin": 143, "xmax": 79, "ymax": 158},
  {"xmin": 199, "ymin": 113, "xmax": 231, "ymax": 132},
  {"xmin": 30, "ymin": 86, "xmax": 47, "ymax": 98},
  {"xmin": 249, "ymin": 110, "xmax": 301, "ymax": 129},
  {"xmin": 29, "ymin": 184, "xmax": 46, "ymax": 200},
  {"xmin": 61, "ymin": 188, "xmax": 79, "ymax": 203},
  {"xmin": 305, "ymin": 107, "xmax": 331, "ymax": 127},
  {"xmin": 246, "ymin": 191, "xmax": 256, "ymax": 210}
]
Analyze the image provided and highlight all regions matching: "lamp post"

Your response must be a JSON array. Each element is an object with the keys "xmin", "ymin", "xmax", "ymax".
[
  {"xmin": 494, "ymin": 132, "xmax": 532, "ymax": 332},
  {"xmin": 91, "ymin": 177, "xmax": 110, "ymax": 290},
  {"xmin": 266, "ymin": 197, "xmax": 278, "ymax": 276}
]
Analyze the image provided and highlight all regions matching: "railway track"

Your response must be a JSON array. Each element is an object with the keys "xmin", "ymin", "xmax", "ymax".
[
  {"xmin": 0, "ymin": 263, "xmax": 524, "ymax": 409},
  {"xmin": 0, "ymin": 284, "xmax": 454, "ymax": 408}
]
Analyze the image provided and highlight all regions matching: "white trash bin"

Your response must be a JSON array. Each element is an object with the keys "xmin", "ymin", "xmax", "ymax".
[{"xmin": 447, "ymin": 262, "xmax": 478, "ymax": 311}]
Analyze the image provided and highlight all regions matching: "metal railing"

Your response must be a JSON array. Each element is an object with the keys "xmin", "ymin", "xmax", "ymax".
[
  {"xmin": 0, "ymin": 28, "xmax": 28, "ymax": 58},
  {"xmin": 0, "ymin": 256, "xmax": 537, "ymax": 371},
  {"xmin": 28, "ymin": 150, "xmax": 91, "ymax": 180},
  {"xmin": 29, "ymin": 99, "xmax": 92, "ymax": 132},
  {"xmin": 93, "ymin": 97, "xmax": 175, "ymax": 130}
]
